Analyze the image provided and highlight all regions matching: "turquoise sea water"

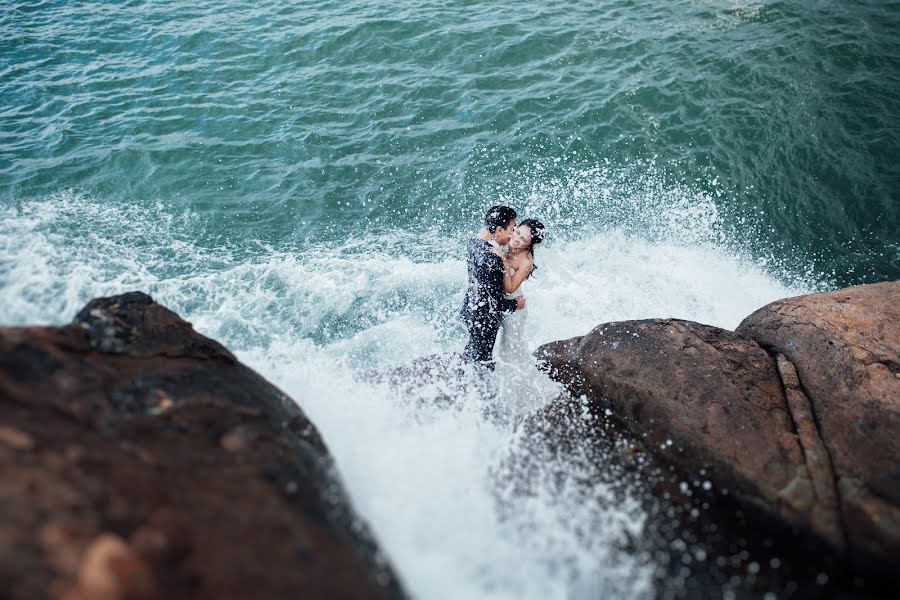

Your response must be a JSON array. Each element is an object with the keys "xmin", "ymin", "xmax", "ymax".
[
  {"xmin": 2, "ymin": 1, "xmax": 899, "ymax": 598},
  {"xmin": 3, "ymin": 0, "xmax": 899, "ymax": 282}
]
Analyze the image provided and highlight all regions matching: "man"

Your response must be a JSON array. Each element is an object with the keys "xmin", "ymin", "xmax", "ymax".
[{"xmin": 461, "ymin": 205, "xmax": 526, "ymax": 368}]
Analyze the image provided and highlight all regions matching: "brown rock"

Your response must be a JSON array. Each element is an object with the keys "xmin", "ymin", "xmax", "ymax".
[
  {"xmin": 535, "ymin": 319, "xmax": 840, "ymax": 548},
  {"xmin": 774, "ymin": 354, "xmax": 843, "ymax": 551},
  {"xmin": 128, "ymin": 507, "xmax": 193, "ymax": 569},
  {"xmin": 0, "ymin": 292, "xmax": 405, "ymax": 600},
  {"xmin": 737, "ymin": 281, "xmax": 900, "ymax": 570},
  {"xmin": 66, "ymin": 533, "xmax": 156, "ymax": 600},
  {"xmin": 219, "ymin": 427, "xmax": 250, "ymax": 452},
  {"xmin": 0, "ymin": 425, "xmax": 34, "ymax": 451},
  {"xmin": 39, "ymin": 522, "xmax": 92, "ymax": 576}
]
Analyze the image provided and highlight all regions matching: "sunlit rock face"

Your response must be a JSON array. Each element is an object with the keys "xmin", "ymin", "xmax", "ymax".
[
  {"xmin": 536, "ymin": 319, "xmax": 828, "ymax": 536},
  {"xmin": 536, "ymin": 282, "xmax": 900, "ymax": 587},
  {"xmin": 737, "ymin": 281, "xmax": 900, "ymax": 574},
  {"xmin": 0, "ymin": 292, "xmax": 405, "ymax": 600}
]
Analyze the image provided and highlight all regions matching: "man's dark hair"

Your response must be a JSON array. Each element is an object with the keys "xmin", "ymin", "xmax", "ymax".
[{"xmin": 484, "ymin": 205, "xmax": 516, "ymax": 233}]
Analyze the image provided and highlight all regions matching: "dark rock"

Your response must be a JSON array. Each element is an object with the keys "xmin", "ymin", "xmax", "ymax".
[
  {"xmin": 535, "ymin": 319, "xmax": 838, "ymax": 547},
  {"xmin": 511, "ymin": 394, "xmax": 845, "ymax": 599},
  {"xmin": 737, "ymin": 281, "xmax": 900, "ymax": 573},
  {"xmin": 72, "ymin": 292, "xmax": 235, "ymax": 362},
  {"xmin": 534, "ymin": 282, "xmax": 900, "ymax": 590},
  {"xmin": 0, "ymin": 292, "xmax": 405, "ymax": 600},
  {"xmin": 63, "ymin": 533, "xmax": 156, "ymax": 600}
]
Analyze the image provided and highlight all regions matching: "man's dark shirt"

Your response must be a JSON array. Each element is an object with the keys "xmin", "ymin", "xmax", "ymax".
[{"xmin": 461, "ymin": 238, "xmax": 518, "ymax": 328}]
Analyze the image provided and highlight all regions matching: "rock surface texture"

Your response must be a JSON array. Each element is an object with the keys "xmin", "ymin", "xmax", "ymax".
[
  {"xmin": 737, "ymin": 281, "xmax": 900, "ymax": 573},
  {"xmin": 536, "ymin": 282, "xmax": 899, "ymax": 579},
  {"xmin": 0, "ymin": 292, "xmax": 404, "ymax": 600}
]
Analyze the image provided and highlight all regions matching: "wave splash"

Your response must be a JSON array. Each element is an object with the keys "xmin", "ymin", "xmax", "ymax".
[{"xmin": 0, "ymin": 181, "xmax": 811, "ymax": 598}]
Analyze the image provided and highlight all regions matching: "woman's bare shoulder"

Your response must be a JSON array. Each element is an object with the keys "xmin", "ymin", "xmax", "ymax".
[{"xmin": 516, "ymin": 253, "xmax": 534, "ymax": 269}]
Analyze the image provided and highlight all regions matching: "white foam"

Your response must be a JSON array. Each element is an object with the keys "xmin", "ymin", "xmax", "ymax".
[
  {"xmin": 241, "ymin": 340, "xmax": 653, "ymax": 600},
  {"xmin": 527, "ymin": 230, "xmax": 805, "ymax": 345},
  {"xmin": 0, "ymin": 189, "xmax": 813, "ymax": 599}
]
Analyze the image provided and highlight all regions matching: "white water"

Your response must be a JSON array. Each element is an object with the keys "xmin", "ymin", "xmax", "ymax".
[{"xmin": 0, "ymin": 191, "xmax": 811, "ymax": 598}]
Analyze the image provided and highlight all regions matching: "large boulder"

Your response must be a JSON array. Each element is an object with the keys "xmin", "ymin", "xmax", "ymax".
[
  {"xmin": 0, "ymin": 292, "xmax": 405, "ymax": 600},
  {"xmin": 534, "ymin": 319, "xmax": 844, "ymax": 551},
  {"xmin": 736, "ymin": 281, "xmax": 900, "ymax": 571}
]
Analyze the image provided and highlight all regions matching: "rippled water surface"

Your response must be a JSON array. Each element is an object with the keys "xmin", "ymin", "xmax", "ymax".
[
  {"xmin": 2, "ymin": 1, "xmax": 899, "ymax": 598},
  {"xmin": 4, "ymin": 0, "xmax": 899, "ymax": 280}
]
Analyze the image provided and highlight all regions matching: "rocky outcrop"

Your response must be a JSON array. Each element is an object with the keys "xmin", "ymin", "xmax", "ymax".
[
  {"xmin": 536, "ymin": 281, "xmax": 900, "ymax": 580},
  {"xmin": 736, "ymin": 282, "xmax": 900, "ymax": 571},
  {"xmin": 535, "ymin": 319, "xmax": 842, "ymax": 549},
  {"xmin": 0, "ymin": 292, "xmax": 404, "ymax": 600}
]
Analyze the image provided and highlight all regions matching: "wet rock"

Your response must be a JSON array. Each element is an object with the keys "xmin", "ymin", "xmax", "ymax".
[
  {"xmin": 535, "ymin": 282, "xmax": 900, "ymax": 588},
  {"xmin": 0, "ymin": 425, "xmax": 35, "ymax": 451},
  {"xmin": 369, "ymin": 352, "xmax": 463, "ymax": 389},
  {"xmin": 219, "ymin": 426, "xmax": 251, "ymax": 452},
  {"xmin": 39, "ymin": 522, "xmax": 92, "ymax": 577},
  {"xmin": 511, "ymin": 394, "xmax": 832, "ymax": 599},
  {"xmin": 128, "ymin": 508, "xmax": 192, "ymax": 567},
  {"xmin": 737, "ymin": 281, "xmax": 900, "ymax": 573},
  {"xmin": 534, "ymin": 319, "xmax": 836, "ymax": 546},
  {"xmin": 0, "ymin": 292, "xmax": 404, "ymax": 600},
  {"xmin": 64, "ymin": 533, "xmax": 156, "ymax": 600}
]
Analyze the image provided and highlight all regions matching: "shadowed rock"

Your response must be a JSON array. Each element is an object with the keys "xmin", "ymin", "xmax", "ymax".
[{"xmin": 0, "ymin": 292, "xmax": 405, "ymax": 600}]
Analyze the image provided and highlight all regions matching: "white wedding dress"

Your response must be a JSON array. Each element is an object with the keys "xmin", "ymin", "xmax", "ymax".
[
  {"xmin": 496, "ymin": 268, "xmax": 530, "ymax": 366},
  {"xmin": 491, "ymin": 264, "xmax": 559, "ymax": 419},
  {"xmin": 492, "ymin": 267, "xmax": 539, "ymax": 416}
]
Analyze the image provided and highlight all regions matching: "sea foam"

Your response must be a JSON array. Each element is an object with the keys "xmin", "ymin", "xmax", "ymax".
[{"xmin": 1, "ymin": 187, "xmax": 810, "ymax": 599}]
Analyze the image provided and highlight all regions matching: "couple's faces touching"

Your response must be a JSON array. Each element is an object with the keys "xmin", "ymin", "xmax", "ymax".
[
  {"xmin": 494, "ymin": 219, "xmax": 516, "ymax": 246},
  {"xmin": 495, "ymin": 220, "xmax": 532, "ymax": 249},
  {"xmin": 494, "ymin": 217, "xmax": 533, "ymax": 251}
]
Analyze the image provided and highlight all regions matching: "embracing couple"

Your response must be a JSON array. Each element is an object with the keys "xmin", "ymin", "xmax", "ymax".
[{"xmin": 460, "ymin": 205, "xmax": 546, "ymax": 370}]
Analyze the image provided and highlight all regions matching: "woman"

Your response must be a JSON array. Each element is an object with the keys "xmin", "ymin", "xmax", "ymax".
[{"xmin": 489, "ymin": 218, "xmax": 546, "ymax": 365}]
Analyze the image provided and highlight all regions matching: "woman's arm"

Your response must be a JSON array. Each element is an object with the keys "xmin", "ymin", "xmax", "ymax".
[{"xmin": 492, "ymin": 249, "xmax": 532, "ymax": 293}]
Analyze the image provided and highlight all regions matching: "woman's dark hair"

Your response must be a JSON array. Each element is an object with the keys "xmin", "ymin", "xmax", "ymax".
[
  {"xmin": 520, "ymin": 218, "xmax": 546, "ymax": 278},
  {"xmin": 484, "ymin": 205, "xmax": 517, "ymax": 233}
]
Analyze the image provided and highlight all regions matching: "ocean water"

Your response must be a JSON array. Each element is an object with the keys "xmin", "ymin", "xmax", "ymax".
[{"xmin": 2, "ymin": 0, "xmax": 899, "ymax": 597}]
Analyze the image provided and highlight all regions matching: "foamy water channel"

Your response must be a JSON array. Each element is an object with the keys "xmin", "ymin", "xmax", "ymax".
[{"xmin": 0, "ymin": 192, "xmax": 810, "ymax": 598}]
